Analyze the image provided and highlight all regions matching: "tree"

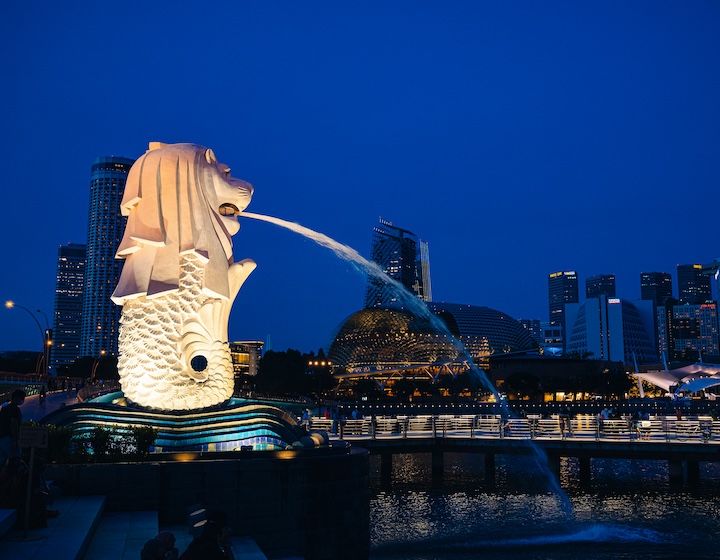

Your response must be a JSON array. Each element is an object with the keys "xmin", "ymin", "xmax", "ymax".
[
  {"xmin": 391, "ymin": 377, "xmax": 416, "ymax": 400},
  {"xmin": 0, "ymin": 352, "xmax": 41, "ymax": 375},
  {"xmin": 596, "ymin": 364, "xmax": 634, "ymax": 399},
  {"xmin": 504, "ymin": 372, "xmax": 541, "ymax": 400},
  {"xmin": 254, "ymin": 348, "xmax": 339, "ymax": 398},
  {"xmin": 57, "ymin": 356, "xmax": 118, "ymax": 381},
  {"xmin": 352, "ymin": 378, "xmax": 382, "ymax": 400},
  {"xmin": 255, "ymin": 349, "xmax": 311, "ymax": 396}
]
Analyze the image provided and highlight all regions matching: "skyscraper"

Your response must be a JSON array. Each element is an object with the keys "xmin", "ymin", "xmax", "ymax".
[
  {"xmin": 80, "ymin": 156, "xmax": 134, "ymax": 358},
  {"xmin": 677, "ymin": 264, "xmax": 712, "ymax": 305},
  {"xmin": 640, "ymin": 272, "xmax": 673, "ymax": 306},
  {"xmin": 585, "ymin": 273, "xmax": 616, "ymax": 299},
  {"xmin": 548, "ymin": 270, "xmax": 578, "ymax": 351},
  {"xmin": 50, "ymin": 243, "xmax": 86, "ymax": 373},
  {"xmin": 657, "ymin": 301, "xmax": 719, "ymax": 360},
  {"xmin": 565, "ymin": 296, "xmax": 656, "ymax": 365},
  {"xmin": 640, "ymin": 271, "xmax": 674, "ymax": 356},
  {"xmin": 364, "ymin": 218, "xmax": 432, "ymax": 308}
]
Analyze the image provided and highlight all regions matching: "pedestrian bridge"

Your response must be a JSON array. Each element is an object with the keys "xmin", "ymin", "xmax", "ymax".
[
  {"xmin": 312, "ymin": 413, "xmax": 718, "ymax": 443},
  {"xmin": 309, "ymin": 413, "xmax": 720, "ymax": 485}
]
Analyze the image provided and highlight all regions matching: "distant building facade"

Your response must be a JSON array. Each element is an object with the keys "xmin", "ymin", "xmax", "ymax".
[
  {"xmin": 585, "ymin": 273, "xmax": 616, "ymax": 299},
  {"xmin": 364, "ymin": 218, "xmax": 432, "ymax": 308},
  {"xmin": 518, "ymin": 318, "xmax": 543, "ymax": 346},
  {"xmin": 547, "ymin": 270, "xmax": 578, "ymax": 351},
  {"xmin": 50, "ymin": 243, "xmax": 87, "ymax": 373},
  {"xmin": 657, "ymin": 300, "xmax": 719, "ymax": 360},
  {"xmin": 640, "ymin": 272, "xmax": 673, "ymax": 306},
  {"xmin": 540, "ymin": 322, "xmax": 563, "ymax": 355},
  {"xmin": 639, "ymin": 271, "xmax": 674, "ymax": 355},
  {"xmin": 677, "ymin": 264, "xmax": 712, "ymax": 305},
  {"xmin": 230, "ymin": 341, "xmax": 264, "ymax": 378},
  {"xmin": 80, "ymin": 156, "xmax": 134, "ymax": 358},
  {"xmin": 565, "ymin": 296, "xmax": 656, "ymax": 365}
]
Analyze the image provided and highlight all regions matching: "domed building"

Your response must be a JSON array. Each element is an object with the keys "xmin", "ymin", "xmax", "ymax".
[
  {"xmin": 327, "ymin": 303, "xmax": 537, "ymax": 384},
  {"xmin": 427, "ymin": 302, "xmax": 538, "ymax": 363}
]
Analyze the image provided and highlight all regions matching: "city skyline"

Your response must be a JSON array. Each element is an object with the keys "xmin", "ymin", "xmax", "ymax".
[{"xmin": 2, "ymin": 2, "xmax": 719, "ymax": 354}]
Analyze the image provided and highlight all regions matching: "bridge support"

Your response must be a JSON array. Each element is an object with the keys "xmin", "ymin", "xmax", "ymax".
[
  {"xmin": 669, "ymin": 459, "xmax": 684, "ymax": 486},
  {"xmin": 380, "ymin": 453, "xmax": 393, "ymax": 478},
  {"xmin": 431, "ymin": 449, "xmax": 444, "ymax": 477},
  {"xmin": 579, "ymin": 457, "xmax": 591, "ymax": 488},
  {"xmin": 484, "ymin": 453, "xmax": 496, "ymax": 484}
]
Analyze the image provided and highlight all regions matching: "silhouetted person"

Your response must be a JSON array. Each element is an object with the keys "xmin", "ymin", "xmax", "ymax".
[
  {"xmin": 0, "ymin": 389, "xmax": 26, "ymax": 467},
  {"xmin": 179, "ymin": 509, "xmax": 234, "ymax": 559},
  {"xmin": 141, "ymin": 530, "xmax": 178, "ymax": 559},
  {"xmin": 559, "ymin": 405, "xmax": 572, "ymax": 436}
]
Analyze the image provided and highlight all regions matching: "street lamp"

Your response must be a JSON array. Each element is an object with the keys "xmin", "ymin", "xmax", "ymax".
[
  {"xmin": 5, "ymin": 301, "xmax": 50, "ymax": 377},
  {"xmin": 91, "ymin": 350, "xmax": 106, "ymax": 382},
  {"xmin": 35, "ymin": 308, "xmax": 53, "ymax": 377}
]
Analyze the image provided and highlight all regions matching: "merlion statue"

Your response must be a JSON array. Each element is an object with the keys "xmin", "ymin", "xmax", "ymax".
[{"xmin": 111, "ymin": 142, "xmax": 256, "ymax": 410}]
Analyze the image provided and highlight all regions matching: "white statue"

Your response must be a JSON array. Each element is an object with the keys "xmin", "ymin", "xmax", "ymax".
[{"xmin": 111, "ymin": 142, "xmax": 256, "ymax": 410}]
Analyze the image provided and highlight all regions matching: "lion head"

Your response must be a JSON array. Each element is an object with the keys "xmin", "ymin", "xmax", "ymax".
[{"xmin": 111, "ymin": 142, "xmax": 253, "ymax": 304}]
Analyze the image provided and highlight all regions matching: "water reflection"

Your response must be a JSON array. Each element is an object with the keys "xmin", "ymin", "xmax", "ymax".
[{"xmin": 370, "ymin": 453, "xmax": 720, "ymax": 560}]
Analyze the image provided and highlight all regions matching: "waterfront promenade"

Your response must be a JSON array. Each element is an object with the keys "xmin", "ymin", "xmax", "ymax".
[
  {"xmin": 4, "ymin": 391, "xmax": 720, "ymax": 558},
  {"xmin": 311, "ymin": 412, "xmax": 720, "ymax": 485}
]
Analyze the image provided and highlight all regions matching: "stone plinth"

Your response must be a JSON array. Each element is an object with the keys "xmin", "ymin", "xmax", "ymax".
[{"xmin": 45, "ymin": 446, "xmax": 370, "ymax": 560}]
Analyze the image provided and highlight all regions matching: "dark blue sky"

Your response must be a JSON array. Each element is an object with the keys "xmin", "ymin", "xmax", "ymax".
[{"xmin": 1, "ymin": 2, "xmax": 719, "ymax": 354}]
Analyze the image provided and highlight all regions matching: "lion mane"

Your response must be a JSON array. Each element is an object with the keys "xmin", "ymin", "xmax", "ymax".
[{"xmin": 111, "ymin": 142, "xmax": 253, "ymax": 304}]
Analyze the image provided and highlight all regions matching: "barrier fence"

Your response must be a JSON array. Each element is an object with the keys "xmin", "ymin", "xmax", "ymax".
[{"xmin": 308, "ymin": 414, "xmax": 718, "ymax": 443}]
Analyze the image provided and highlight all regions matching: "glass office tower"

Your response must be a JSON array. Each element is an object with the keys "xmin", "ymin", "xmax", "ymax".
[
  {"xmin": 547, "ymin": 270, "xmax": 579, "ymax": 351},
  {"xmin": 364, "ymin": 218, "xmax": 432, "ymax": 308},
  {"xmin": 640, "ymin": 272, "xmax": 673, "ymax": 306},
  {"xmin": 80, "ymin": 156, "xmax": 134, "ymax": 358},
  {"xmin": 677, "ymin": 264, "xmax": 712, "ymax": 305},
  {"xmin": 50, "ymin": 242, "xmax": 86, "ymax": 373},
  {"xmin": 586, "ymin": 273, "xmax": 616, "ymax": 299}
]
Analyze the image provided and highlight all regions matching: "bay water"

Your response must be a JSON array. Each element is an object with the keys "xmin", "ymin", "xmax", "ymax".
[{"xmin": 369, "ymin": 452, "xmax": 720, "ymax": 560}]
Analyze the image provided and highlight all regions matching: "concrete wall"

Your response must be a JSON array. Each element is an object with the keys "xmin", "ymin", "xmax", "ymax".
[{"xmin": 45, "ymin": 446, "xmax": 370, "ymax": 560}]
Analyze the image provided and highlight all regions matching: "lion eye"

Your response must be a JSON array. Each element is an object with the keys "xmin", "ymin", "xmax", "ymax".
[{"xmin": 224, "ymin": 167, "xmax": 231, "ymax": 176}]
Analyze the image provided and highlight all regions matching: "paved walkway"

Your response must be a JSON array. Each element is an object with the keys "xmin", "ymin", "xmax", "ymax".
[
  {"xmin": 0, "ymin": 495, "xmax": 105, "ymax": 560},
  {"xmin": 20, "ymin": 390, "xmax": 83, "ymax": 423},
  {"xmin": 0, "ymin": 496, "xmax": 273, "ymax": 560},
  {"xmin": 83, "ymin": 510, "xmax": 157, "ymax": 560}
]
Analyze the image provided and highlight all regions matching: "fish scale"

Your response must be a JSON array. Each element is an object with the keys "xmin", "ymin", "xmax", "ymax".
[{"xmin": 117, "ymin": 253, "xmax": 234, "ymax": 410}]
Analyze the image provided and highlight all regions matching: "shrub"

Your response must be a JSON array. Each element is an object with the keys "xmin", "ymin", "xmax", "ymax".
[{"xmin": 130, "ymin": 426, "xmax": 158, "ymax": 460}]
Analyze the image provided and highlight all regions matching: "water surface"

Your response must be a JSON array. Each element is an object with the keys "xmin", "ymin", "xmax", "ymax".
[{"xmin": 370, "ymin": 453, "xmax": 720, "ymax": 560}]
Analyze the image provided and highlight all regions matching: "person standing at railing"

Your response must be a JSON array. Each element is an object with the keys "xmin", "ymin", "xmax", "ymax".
[
  {"xmin": 559, "ymin": 405, "xmax": 572, "ymax": 437},
  {"xmin": 300, "ymin": 409, "xmax": 310, "ymax": 432}
]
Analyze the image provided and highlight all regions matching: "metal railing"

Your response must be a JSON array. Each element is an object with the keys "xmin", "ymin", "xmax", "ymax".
[{"xmin": 308, "ymin": 414, "xmax": 720, "ymax": 444}]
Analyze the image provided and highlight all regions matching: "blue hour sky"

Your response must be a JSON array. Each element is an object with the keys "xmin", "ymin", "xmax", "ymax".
[{"xmin": 1, "ymin": 1, "xmax": 719, "ymax": 355}]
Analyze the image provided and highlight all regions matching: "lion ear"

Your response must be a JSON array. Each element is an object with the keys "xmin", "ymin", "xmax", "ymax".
[
  {"xmin": 148, "ymin": 142, "xmax": 168, "ymax": 151},
  {"xmin": 205, "ymin": 148, "xmax": 217, "ymax": 164}
]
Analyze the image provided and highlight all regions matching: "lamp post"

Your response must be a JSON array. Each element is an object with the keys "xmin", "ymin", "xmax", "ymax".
[
  {"xmin": 91, "ymin": 350, "xmax": 106, "ymax": 382},
  {"xmin": 5, "ymin": 301, "xmax": 49, "ymax": 378},
  {"xmin": 35, "ymin": 308, "xmax": 52, "ymax": 377}
]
